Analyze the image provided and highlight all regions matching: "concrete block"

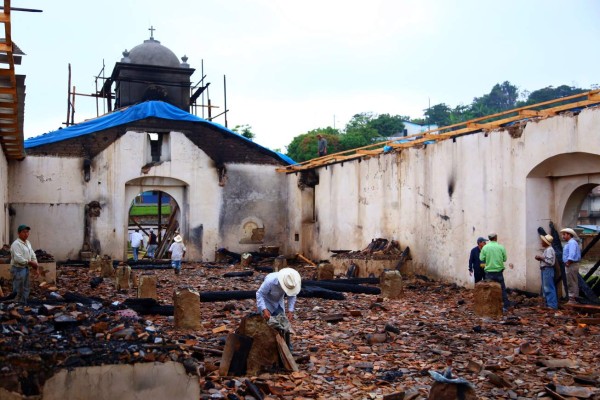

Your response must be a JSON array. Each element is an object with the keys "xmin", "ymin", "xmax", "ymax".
[
  {"xmin": 273, "ymin": 255, "xmax": 287, "ymax": 272},
  {"xmin": 381, "ymin": 270, "xmax": 403, "ymax": 299},
  {"xmin": 173, "ymin": 287, "xmax": 201, "ymax": 330},
  {"xmin": 138, "ymin": 274, "xmax": 158, "ymax": 299},
  {"xmin": 317, "ymin": 263, "xmax": 335, "ymax": 280},
  {"xmin": 473, "ymin": 281, "xmax": 503, "ymax": 318},
  {"xmin": 115, "ymin": 264, "xmax": 131, "ymax": 291}
]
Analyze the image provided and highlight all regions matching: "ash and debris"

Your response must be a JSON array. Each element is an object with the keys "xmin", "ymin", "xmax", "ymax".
[{"xmin": 1, "ymin": 259, "xmax": 599, "ymax": 399}]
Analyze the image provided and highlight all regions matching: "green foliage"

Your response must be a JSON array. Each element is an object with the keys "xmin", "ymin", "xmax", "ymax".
[
  {"xmin": 471, "ymin": 81, "xmax": 519, "ymax": 117},
  {"xmin": 283, "ymin": 81, "xmax": 595, "ymax": 160},
  {"xmin": 520, "ymin": 85, "xmax": 586, "ymax": 106},
  {"xmin": 424, "ymin": 103, "xmax": 452, "ymax": 127},
  {"xmin": 130, "ymin": 204, "xmax": 171, "ymax": 216},
  {"xmin": 368, "ymin": 113, "xmax": 406, "ymax": 137},
  {"xmin": 285, "ymin": 127, "xmax": 340, "ymax": 163},
  {"xmin": 232, "ymin": 124, "xmax": 255, "ymax": 140}
]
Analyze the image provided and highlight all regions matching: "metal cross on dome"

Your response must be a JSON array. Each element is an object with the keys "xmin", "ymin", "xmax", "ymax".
[{"xmin": 149, "ymin": 25, "xmax": 156, "ymax": 40}]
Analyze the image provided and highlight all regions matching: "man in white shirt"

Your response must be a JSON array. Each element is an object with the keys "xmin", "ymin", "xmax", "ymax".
[
  {"xmin": 10, "ymin": 224, "xmax": 39, "ymax": 304},
  {"xmin": 130, "ymin": 229, "xmax": 144, "ymax": 261}
]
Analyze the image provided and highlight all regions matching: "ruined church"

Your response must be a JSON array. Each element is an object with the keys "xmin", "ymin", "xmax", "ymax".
[{"xmin": 2, "ymin": 29, "xmax": 600, "ymax": 296}]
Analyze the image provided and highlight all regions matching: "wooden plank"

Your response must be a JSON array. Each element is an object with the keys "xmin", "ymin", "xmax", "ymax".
[
  {"xmin": 575, "ymin": 318, "xmax": 600, "ymax": 325},
  {"xmin": 219, "ymin": 333, "xmax": 253, "ymax": 376},
  {"xmin": 275, "ymin": 333, "xmax": 298, "ymax": 372},
  {"xmin": 0, "ymin": 42, "xmax": 11, "ymax": 53},
  {"xmin": 563, "ymin": 303, "xmax": 600, "ymax": 314}
]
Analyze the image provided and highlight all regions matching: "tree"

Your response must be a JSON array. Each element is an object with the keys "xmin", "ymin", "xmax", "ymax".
[
  {"xmin": 471, "ymin": 81, "xmax": 519, "ymax": 116},
  {"xmin": 424, "ymin": 103, "xmax": 452, "ymax": 127},
  {"xmin": 232, "ymin": 124, "xmax": 255, "ymax": 141},
  {"xmin": 522, "ymin": 85, "xmax": 586, "ymax": 105},
  {"xmin": 285, "ymin": 127, "xmax": 340, "ymax": 162},
  {"xmin": 368, "ymin": 114, "xmax": 405, "ymax": 137}
]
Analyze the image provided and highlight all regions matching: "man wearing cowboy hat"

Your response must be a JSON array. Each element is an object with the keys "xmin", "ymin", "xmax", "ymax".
[
  {"xmin": 168, "ymin": 234, "xmax": 186, "ymax": 275},
  {"xmin": 560, "ymin": 228, "xmax": 581, "ymax": 304},
  {"xmin": 256, "ymin": 267, "xmax": 301, "ymax": 321},
  {"xmin": 535, "ymin": 234, "xmax": 558, "ymax": 309}
]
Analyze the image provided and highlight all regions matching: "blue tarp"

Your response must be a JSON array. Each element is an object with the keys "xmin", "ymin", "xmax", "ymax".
[{"xmin": 25, "ymin": 100, "xmax": 294, "ymax": 165}]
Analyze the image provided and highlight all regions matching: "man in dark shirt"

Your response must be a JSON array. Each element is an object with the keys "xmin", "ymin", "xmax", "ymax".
[
  {"xmin": 317, "ymin": 134, "xmax": 327, "ymax": 157},
  {"xmin": 468, "ymin": 236, "xmax": 487, "ymax": 283}
]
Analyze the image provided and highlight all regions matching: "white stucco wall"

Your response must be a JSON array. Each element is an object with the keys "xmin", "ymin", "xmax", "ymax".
[
  {"xmin": 288, "ymin": 107, "xmax": 600, "ymax": 292},
  {"xmin": 9, "ymin": 130, "xmax": 288, "ymax": 261},
  {"xmin": 0, "ymin": 150, "xmax": 7, "ymax": 245}
]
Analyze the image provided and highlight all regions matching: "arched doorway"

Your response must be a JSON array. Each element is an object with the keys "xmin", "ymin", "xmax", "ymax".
[
  {"xmin": 127, "ymin": 190, "xmax": 180, "ymax": 260},
  {"xmin": 124, "ymin": 176, "xmax": 188, "ymax": 261},
  {"xmin": 525, "ymin": 152, "xmax": 600, "ymax": 293}
]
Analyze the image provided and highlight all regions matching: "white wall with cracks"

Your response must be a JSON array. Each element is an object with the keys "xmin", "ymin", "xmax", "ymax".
[{"xmin": 287, "ymin": 107, "xmax": 600, "ymax": 292}]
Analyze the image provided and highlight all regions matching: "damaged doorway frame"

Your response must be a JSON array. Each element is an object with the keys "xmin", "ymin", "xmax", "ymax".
[
  {"xmin": 124, "ymin": 177, "xmax": 187, "ymax": 261},
  {"xmin": 525, "ymin": 152, "xmax": 600, "ymax": 294}
]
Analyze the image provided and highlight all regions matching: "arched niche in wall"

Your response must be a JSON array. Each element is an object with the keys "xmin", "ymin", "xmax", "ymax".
[{"xmin": 239, "ymin": 216, "xmax": 265, "ymax": 244}]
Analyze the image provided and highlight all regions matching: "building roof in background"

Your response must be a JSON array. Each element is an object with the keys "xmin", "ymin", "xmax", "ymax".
[{"xmin": 25, "ymin": 100, "xmax": 294, "ymax": 165}]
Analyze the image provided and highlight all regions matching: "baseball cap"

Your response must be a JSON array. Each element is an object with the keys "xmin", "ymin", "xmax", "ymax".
[{"xmin": 17, "ymin": 224, "xmax": 31, "ymax": 233}]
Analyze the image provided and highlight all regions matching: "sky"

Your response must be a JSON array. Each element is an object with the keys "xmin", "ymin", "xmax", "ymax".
[{"xmin": 12, "ymin": 0, "xmax": 600, "ymax": 152}]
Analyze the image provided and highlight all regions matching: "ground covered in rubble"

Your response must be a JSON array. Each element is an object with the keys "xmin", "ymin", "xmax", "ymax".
[{"xmin": 1, "ymin": 262, "xmax": 600, "ymax": 399}]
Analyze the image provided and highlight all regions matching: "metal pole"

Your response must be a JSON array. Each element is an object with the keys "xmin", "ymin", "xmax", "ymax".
[
  {"xmin": 223, "ymin": 75, "xmax": 228, "ymax": 128},
  {"xmin": 66, "ymin": 63, "xmax": 71, "ymax": 126}
]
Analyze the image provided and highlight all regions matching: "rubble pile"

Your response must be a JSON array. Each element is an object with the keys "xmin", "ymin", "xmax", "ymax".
[
  {"xmin": 1, "ymin": 261, "xmax": 600, "ymax": 399},
  {"xmin": 333, "ymin": 238, "xmax": 407, "ymax": 260}
]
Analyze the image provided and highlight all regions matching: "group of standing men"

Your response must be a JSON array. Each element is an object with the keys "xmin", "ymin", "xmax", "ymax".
[{"xmin": 469, "ymin": 228, "xmax": 582, "ymax": 311}]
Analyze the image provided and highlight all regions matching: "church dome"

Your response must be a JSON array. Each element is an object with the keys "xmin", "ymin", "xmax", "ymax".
[{"xmin": 127, "ymin": 37, "xmax": 180, "ymax": 68}]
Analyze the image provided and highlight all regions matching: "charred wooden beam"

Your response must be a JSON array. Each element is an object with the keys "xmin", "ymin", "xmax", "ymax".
[
  {"xmin": 223, "ymin": 271, "xmax": 254, "ymax": 278},
  {"xmin": 318, "ymin": 278, "xmax": 380, "ymax": 285},
  {"xmin": 303, "ymin": 280, "xmax": 381, "ymax": 295}
]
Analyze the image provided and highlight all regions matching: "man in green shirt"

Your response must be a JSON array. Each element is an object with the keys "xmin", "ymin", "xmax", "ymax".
[{"xmin": 480, "ymin": 233, "xmax": 512, "ymax": 311}]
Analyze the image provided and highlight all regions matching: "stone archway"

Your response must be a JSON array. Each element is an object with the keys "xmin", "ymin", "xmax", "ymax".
[
  {"xmin": 127, "ymin": 190, "xmax": 179, "ymax": 260},
  {"xmin": 124, "ymin": 177, "xmax": 188, "ymax": 261},
  {"xmin": 525, "ymin": 152, "xmax": 600, "ymax": 292}
]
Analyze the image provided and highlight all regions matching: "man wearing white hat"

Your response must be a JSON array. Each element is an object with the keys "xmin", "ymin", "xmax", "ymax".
[
  {"xmin": 256, "ymin": 267, "xmax": 301, "ymax": 321},
  {"xmin": 535, "ymin": 234, "xmax": 558, "ymax": 309},
  {"xmin": 168, "ymin": 234, "xmax": 186, "ymax": 275},
  {"xmin": 560, "ymin": 228, "xmax": 581, "ymax": 304}
]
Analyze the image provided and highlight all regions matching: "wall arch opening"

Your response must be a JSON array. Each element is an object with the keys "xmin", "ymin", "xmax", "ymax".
[
  {"xmin": 525, "ymin": 152, "xmax": 600, "ymax": 293},
  {"xmin": 127, "ymin": 190, "xmax": 180, "ymax": 261}
]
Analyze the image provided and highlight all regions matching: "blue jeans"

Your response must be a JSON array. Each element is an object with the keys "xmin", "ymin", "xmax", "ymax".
[
  {"xmin": 171, "ymin": 259, "xmax": 181, "ymax": 271},
  {"xmin": 541, "ymin": 267, "xmax": 558, "ymax": 309},
  {"xmin": 11, "ymin": 266, "xmax": 30, "ymax": 304},
  {"xmin": 486, "ymin": 271, "xmax": 510, "ymax": 309},
  {"xmin": 147, "ymin": 244, "xmax": 157, "ymax": 258},
  {"xmin": 132, "ymin": 246, "xmax": 140, "ymax": 261}
]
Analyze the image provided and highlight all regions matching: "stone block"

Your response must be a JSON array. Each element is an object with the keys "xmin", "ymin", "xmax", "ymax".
[
  {"xmin": 89, "ymin": 257, "xmax": 102, "ymax": 273},
  {"xmin": 173, "ymin": 287, "xmax": 201, "ymax": 330},
  {"xmin": 115, "ymin": 264, "xmax": 131, "ymax": 291},
  {"xmin": 317, "ymin": 263, "xmax": 335, "ymax": 280},
  {"xmin": 381, "ymin": 270, "xmax": 403, "ymax": 299},
  {"xmin": 273, "ymin": 255, "xmax": 287, "ymax": 272},
  {"xmin": 237, "ymin": 314, "xmax": 280, "ymax": 375},
  {"xmin": 101, "ymin": 259, "xmax": 115, "ymax": 278},
  {"xmin": 138, "ymin": 274, "xmax": 158, "ymax": 299},
  {"xmin": 473, "ymin": 281, "xmax": 503, "ymax": 318},
  {"xmin": 0, "ymin": 262, "xmax": 57, "ymax": 285}
]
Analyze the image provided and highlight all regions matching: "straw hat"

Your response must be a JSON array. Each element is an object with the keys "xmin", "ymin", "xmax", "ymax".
[
  {"xmin": 277, "ymin": 268, "xmax": 302, "ymax": 296},
  {"xmin": 560, "ymin": 228, "xmax": 577, "ymax": 238},
  {"xmin": 540, "ymin": 234, "xmax": 553, "ymax": 246},
  {"xmin": 173, "ymin": 235, "xmax": 183, "ymax": 243}
]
